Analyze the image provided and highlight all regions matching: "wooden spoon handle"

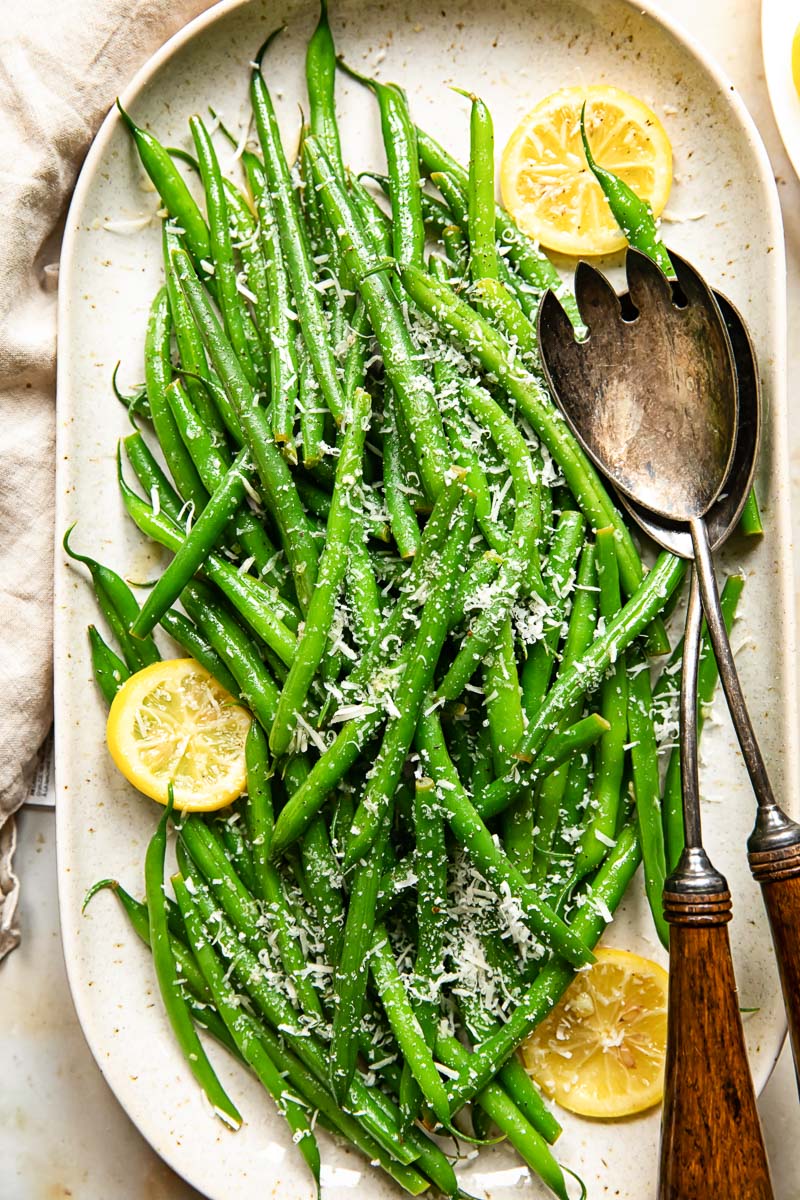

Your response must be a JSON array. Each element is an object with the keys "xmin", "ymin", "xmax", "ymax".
[
  {"xmin": 749, "ymin": 839, "xmax": 800, "ymax": 1079},
  {"xmin": 659, "ymin": 882, "xmax": 773, "ymax": 1200}
]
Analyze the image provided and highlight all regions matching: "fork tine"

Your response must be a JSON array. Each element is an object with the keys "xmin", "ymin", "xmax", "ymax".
[
  {"xmin": 538, "ymin": 287, "xmax": 578, "ymax": 354},
  {"xmin": 573, "ymin": 259, "xmax": 621, "ymax": 331},
  {"xmin": 625, "ymin": 247, "xmax": 674, "ymax": 313},
  {"xmin": 668, "ymin": 249, "xmax": 725, "ymax": 313}
]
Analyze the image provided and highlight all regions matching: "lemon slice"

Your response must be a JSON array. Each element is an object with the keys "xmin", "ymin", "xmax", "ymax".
[
  {"xmin": 500, "ymin": 85, "xmax": 673, "ymax": 257},
  {"xmin": 106, "ymin": 659, "xmax": 252, "ymax": 811},
  {"xmin": 521, "ymin": 947, "xmax": 668, "ymax": 1117}
]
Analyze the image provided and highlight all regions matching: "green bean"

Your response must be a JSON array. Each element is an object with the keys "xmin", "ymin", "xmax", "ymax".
[
  {"xmin": 344, "ymin": 496, "xmax": 474, "ymax": 866},
  {"xmin": 484, "ymin": 618, "xmax": 524, "ymax": 778},
  {"xmin": 663, "ymin": 572, "xmax": 745, "ymax": 871},
  {"xmin": 83, "ymin": 877, "xmax": 213, "ymax": 1004},
  {"xmin": 441, "ymin": 222, "xmax": 469, "ymax": 276},
  {"xmin": 121, "ymin": 426, "xmax": 185, "ymax": 521},
  {"xmin": 181, "ymin": 581, "xmax": 279, "ymax": 732},
  {"xmin": 171, "ymin": 246, "xmax": 318, "ymax": 609},
  {"xmin": 382, "ymin": 385, "xmax": 421, "ymax": 558},
  {"xmin": 246, "ymin": 160, "xmax": 302, "ymax": 453},
  {"xmin": 297, "ymin": 342, "xmax": 324, "ymax": 467},
  {"xmin": 348, "ymin": 173, "xmax": 393, "ymax": 258},
  {"xmin": 579, "ymin": 104, "xmax": 672, "ymax": 277},
  {"xmin": 435, "ymin": 381, "xmax": 543, "ymax": 700},
  {"xmin": 144, "ymin": 789, "xmax": 241, "ymax": 1128},
  {"xmin": 416, "ymin": 711, "xmax": 593, "ymax": 969},
  {"xmin": 144, "ymin": 288, "xmax": 208, "ymax": 514},
  {"xmin": 341, "ymin": 63, "xmax": 425, "ymax": 269},
  {"xmin": 521, "ymin": 510, "xmax": 586, "ymax": 713},
  {"xmin": 627, "ymin": 650, "xmax": 669, "ymax": 948},
  {"xmin": 63, "ymin": 527, "xmax": 160, "ymax": 671},
  {"xmin": 163, "ymin": 381, "xmax": 284, "ymax": 589},
  {"xmin": 159, "ymin": 609, "xmax": 239, "ymax": 697},
  {"xmin": 345, "ymin": 523, "xmax": 382, "ymax": 647},
  {"xmin": 214, "ymin": 810, "xmax": 257, "ymax": 895},
  {"xmin": 460, "ymin": 90, "xmax": 498, "ymax": 282},
  {"xmin": 300, "ymin": 815, "xmax": 346, "ymax": 964},
  {"xmin": 88, "ymin": 625, "xmax": 130, "ymax": 704},
  {"xmin": 174, "ymin": 874, "xmax": 321, "ymax": 1185},
  {"xmin": 162, "ymin": 223, "xmax": 229, "ymax": 448},
  {"xmin": 270, "ymin": 386, "xmax": 372, "ymax": 756},
  {"xmin": 739, "ymin": 492, "xmax": 764, "ymax": 537},
  {"xmin": 575, "ymin": 529, "xmax": 629, "ymax": 878},
  {"xmin": 433, "ymin": 361, "xmax": 506, "ymax": 553},
  {"xmin": 306, "ymin": 0, "xmax": 345, "ymax": 175},
  {"xmin": 444, "ymin": 821, "xmax": 641, "ymax": 1108},
  {"xmin": 190, "ymin": 117, "xmax": 262, "ymax": 388},
  {"xmin": 251, "ymin": 42, "xmax": 345, "ymax": 426},
  {"xmin": 436, "ymin": 1037, "xmax": 570, "ymax": 1200},
  {"xmin": 118, "ymin": 454, "xmax": 298, "ymax": 662},
  {"xmin": 131, "ymin": 448, "xmax": 252, "ymax": 638},
  {"xmin": 330, "ymin": 811, "xmax": 392, "ymax": 1103},
  {"xmin": 304, "ymin": 136, "xmax": 451, "ymax": 501},
  {"xmin": 369, "ymin": 923, "xmax": 451, "ymax": 1126},
  {"xmin": 401, "ymin": 775, "xmax": 448, "ymax": 1124},
  {"xmin": 477, "ymin": 712, "xmax": 610, "ymax": 823},
  {"xmin": 117, "ymin": 104, "xmax": 211, "ymax": 267}
]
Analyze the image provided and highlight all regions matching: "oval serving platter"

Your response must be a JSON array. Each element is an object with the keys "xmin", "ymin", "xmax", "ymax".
[{"xmin": 54, "ymin": 0, "xmax": 798, "ymax": 1197}]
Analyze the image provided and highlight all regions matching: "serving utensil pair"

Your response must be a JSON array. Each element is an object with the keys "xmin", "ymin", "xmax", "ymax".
[{"xmin": 539, "ymin": 250, "xmax": 800, "ymax": 1199}]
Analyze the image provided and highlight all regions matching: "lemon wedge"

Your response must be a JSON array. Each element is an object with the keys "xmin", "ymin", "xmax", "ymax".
[
  {"xmin": 521, "ymin": 947, "xmax": 668, "ymax": 1117},
  {"xmin": 106, "ymin": 658, "xmax": 252, "ymax": 811},
  {"xmin": 500, "ymin": 84, "xmax": 673, "ymax": 257}
]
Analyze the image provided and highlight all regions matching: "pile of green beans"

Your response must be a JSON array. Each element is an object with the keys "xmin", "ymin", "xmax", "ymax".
[{"xmin": 75, "ymin": 5, "xmax": 751, "ymax": 1196}]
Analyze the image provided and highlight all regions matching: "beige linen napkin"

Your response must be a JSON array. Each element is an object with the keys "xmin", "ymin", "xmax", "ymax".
[{"xmin": 0, "ymin": 0, "xmax": 219, "ymax": 961}]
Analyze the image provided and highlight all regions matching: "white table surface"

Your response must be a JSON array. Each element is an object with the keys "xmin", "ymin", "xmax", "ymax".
[{"xmin": 4, "ymin": 0, "xmax": 800, "ymax": 1196}]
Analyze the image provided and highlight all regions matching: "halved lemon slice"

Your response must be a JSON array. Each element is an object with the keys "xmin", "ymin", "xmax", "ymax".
[
  {"xmin": 500, "ymin": 85, "xmax": 673, "ymax": 257},
  {"xmin": 106, "ymin": 658, "xmax": 251, "ymax": 811},
  {"xmin": 521, "ymin": 947, "xmax": 668, "ymax": 1117},
  {"xmin": 793, "ymin": 24, "xmax": 800, "ymax": 99}
]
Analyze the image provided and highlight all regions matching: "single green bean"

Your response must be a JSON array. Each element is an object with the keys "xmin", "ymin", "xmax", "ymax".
[
  {"xmin": 117, "ymin": 104, "xmax": 210, "ymax": 266},
  {"xmin": 575, "ymin": 528, "xmax": 629, "ymax": 878},
  {"xmin": 627, "ymin": 650, "xmax": 669, "ymax": 948},
  {"xmin": 63, "ymin": 527, "xmax": 159, "ymax": 671},
  {"xmin": 144, "ymin": 288, "xmax": 208, "ymax": 514},
  {"xmin": 145, "ymin": 790, "xmax": 241, "ymax": 1128},
  {"xmin": 131, "ymin": 449, "xmax": 252, "ymax": 638},
  {"xmin": 88, "ymin": 625, "xmax": 130, "ymax": 705},
  {"xmin": 159, "ymin": 608, "xmax": 239, "ymax": 698}
]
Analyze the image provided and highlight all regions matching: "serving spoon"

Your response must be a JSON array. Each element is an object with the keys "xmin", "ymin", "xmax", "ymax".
[{"xmin": 538, "ymin": 252, "xmax": 800, "ymax": 1197}]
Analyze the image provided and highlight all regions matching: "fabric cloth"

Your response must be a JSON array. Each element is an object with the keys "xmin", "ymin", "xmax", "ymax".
[{"xmin": 0, "ymin": 0, "xmax": 219, "ymax": 961}]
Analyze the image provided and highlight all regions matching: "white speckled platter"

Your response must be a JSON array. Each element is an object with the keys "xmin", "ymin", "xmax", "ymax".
[{"xmin": 54, "ymin": 0, "xmax": 797, "ymax": 1196}]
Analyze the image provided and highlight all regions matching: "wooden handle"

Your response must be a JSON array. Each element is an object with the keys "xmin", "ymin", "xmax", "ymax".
[
  {"xmin": 750, "ymin": 839, "xmax": 800, "ymax": 1080},
  {"xmin": 659, "ymin": 885, "xmax": 773, "ymax": 1200}
]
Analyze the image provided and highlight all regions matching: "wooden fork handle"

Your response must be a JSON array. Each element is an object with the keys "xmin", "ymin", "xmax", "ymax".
[
  {"xmin": 749, "ymin": 837, "xmax": 800, "ymax": 1081},
  {"xmin": 659, "ymin": 872, "xmax": 773, "ymax": 1200}
]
